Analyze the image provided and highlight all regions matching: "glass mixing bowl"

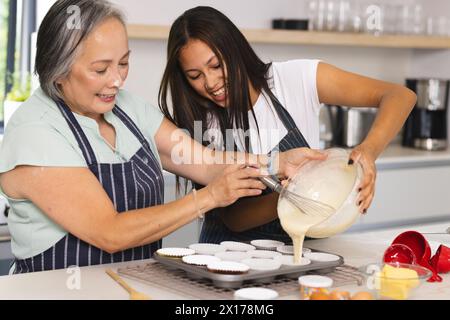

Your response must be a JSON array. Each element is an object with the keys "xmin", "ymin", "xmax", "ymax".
[{"xmin": 277, "ymin": 148, "xmax": 363, "ymax": 238}]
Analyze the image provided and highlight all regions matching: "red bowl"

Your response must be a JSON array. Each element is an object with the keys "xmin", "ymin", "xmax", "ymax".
[{"xmin": 383, "ymin": 243, "xmax": 417, "ymax": 264}]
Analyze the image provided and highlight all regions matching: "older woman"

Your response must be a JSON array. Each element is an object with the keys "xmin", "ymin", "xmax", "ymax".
[{"xmin": 0, "ymin": 0, "xmax": 324, "ymax": 274}]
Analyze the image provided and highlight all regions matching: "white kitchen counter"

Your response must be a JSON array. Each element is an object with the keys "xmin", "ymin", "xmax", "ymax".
[
  {"xmin": 160, "ymin": 144, "xmax": 450, "ymax": 180},
  {"xmin": 376, "ymin": 144, "xmax": 450, "ymax": 169},
  {"xmin": 0, "ymin": 220, "xmax": 449, "ymax": 300}
]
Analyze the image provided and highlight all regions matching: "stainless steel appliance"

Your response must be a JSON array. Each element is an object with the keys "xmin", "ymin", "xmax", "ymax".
[
  {"xmin": 403, "ymin": 79, "xmax": 449, "ymax": 151},
  {"xmin": 320, "ymin": 105, "xmax": 377, "ymax": 148}
]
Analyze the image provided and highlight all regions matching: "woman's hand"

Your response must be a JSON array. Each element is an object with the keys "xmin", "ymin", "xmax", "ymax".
[
  {"xmin": 348, "ymin": 144, "xmax": 377, "ymax": 214},
  {"xmin": 206, "ymin": 164, "xmax": 267, "ymax": 208},
  {"xmin": 276, "ymin": 147, "xmax": 327, "ymax": 180}
]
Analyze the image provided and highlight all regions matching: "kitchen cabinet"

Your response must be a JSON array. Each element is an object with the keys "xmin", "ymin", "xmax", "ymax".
[
  {"xmin": 350, "ymin": 145, "xmax": 450, "ymax": 232},
  {"xmin": 351, "ymin": 164, "xmax": 450, "ymax": 232}
]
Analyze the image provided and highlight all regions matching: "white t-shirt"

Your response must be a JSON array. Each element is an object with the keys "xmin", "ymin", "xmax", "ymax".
[{"xmin": 205, "ymin": 59, "xmax": 322, "ymax": 153}]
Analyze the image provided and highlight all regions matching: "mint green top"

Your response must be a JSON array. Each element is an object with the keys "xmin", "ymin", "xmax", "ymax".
[{"xmin": 0, "ymin": 87, "xmax": 164, "ymax": 259}]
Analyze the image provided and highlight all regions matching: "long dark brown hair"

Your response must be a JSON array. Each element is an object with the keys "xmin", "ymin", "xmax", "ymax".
[{"xmin": 158, "ymin": 6, "xmax": 279, "ymax": 192}]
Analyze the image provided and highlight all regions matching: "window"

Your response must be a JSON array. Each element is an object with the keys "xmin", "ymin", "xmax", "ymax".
[
  {"xmin": 0, "ymin": 0, "xmax": 11, "ymax": 127},
  {"xmin": 0, "ymin": 0, "xmax": 36, "ymax": 131}
]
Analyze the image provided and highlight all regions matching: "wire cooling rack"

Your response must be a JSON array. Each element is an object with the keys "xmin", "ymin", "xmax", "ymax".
[{"xmin": 118, "ymin": 261, "xmax": 366, "ymax": 300}]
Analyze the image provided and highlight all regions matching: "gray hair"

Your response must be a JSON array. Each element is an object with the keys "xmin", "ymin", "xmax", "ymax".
[{"xmin": 35, "ymin": 0, "xmax": 126, "ymax": 101}]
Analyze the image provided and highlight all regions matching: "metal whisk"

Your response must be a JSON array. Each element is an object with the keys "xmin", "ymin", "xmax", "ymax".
[{"xmin": 259, "ymin": 176, "xmax": 336, "ymax": 218}]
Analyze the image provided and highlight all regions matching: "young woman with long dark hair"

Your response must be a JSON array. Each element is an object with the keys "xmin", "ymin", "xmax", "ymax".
[{"xmin": 159, "ymin": 6, "xmax": 417, "ymax": 243}]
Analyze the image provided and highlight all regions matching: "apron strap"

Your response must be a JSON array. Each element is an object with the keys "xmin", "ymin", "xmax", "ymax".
[
  {"xmin": 267, "ymin": 93, "xmax": 311, "ymax": 151},
  {"xmin": 112, "ymin": 106, "xmax": 153, "ymax": 153},
  {"xmin": 56, "ymin": 100, "xmax": 98, "ymax": 165},
  {"xmin": 55, "ymin": 100, "xmax": 154, "ymax": 166}
]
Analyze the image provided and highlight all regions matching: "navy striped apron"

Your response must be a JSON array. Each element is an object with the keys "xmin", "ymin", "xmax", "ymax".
[
  {"xmin": 199, "ymin": 95, "xmax": 310, "ymax": 244},
  {"xmin": 13, "ymin": 101, "xmax": 164, "ymax": 273}
]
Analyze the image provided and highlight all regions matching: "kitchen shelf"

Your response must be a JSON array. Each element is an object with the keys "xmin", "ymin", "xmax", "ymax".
[{"xmin": 127, "ymin": 24, "xmax": 450, "ymax": 49}]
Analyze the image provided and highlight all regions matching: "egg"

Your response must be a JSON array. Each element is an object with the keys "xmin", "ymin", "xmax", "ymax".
[
  {"xmin": 351, "ymin": 291, "xmax": 374, "ymax": 300},
  {"xmin": 310, "ymin": 292, "xmax": 330, "ymax": 300},
  {"xmin": 329, "ymin": 290, "xmax": 350, "ymax": 300}
]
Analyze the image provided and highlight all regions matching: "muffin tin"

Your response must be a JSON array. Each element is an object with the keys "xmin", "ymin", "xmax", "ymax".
[{"xmin": 154, "ymin": 249, "xmax": 344, "ymax": 289}]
